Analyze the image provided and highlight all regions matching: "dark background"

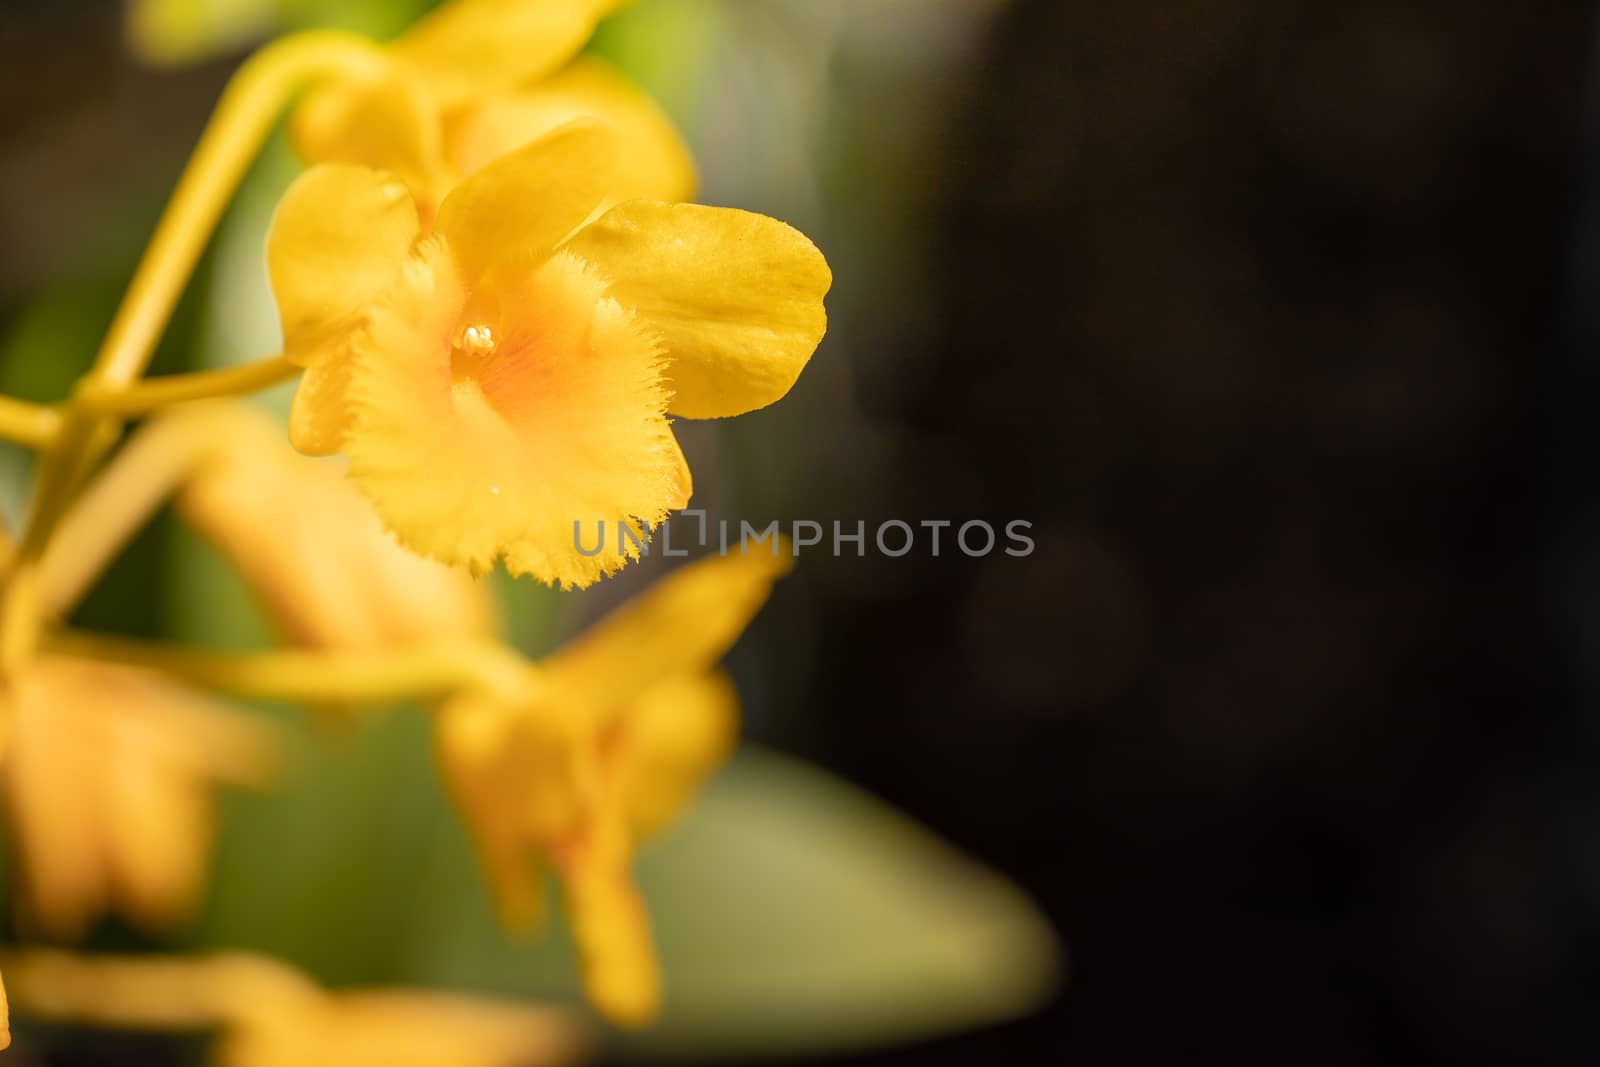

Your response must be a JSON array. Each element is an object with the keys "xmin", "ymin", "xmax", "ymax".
[
  {"xmin": 766, "ymin": 2, "xmax": 1589, "ymax": 1064},
  {"xmin": 4, "ymin": 1, "xmax": 1595, "ymax": 1064}
]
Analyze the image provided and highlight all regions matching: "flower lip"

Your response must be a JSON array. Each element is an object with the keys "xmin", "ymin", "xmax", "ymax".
[{"xmin": 346, "ymin": 242, "xmax": 679, "ymax": 586}]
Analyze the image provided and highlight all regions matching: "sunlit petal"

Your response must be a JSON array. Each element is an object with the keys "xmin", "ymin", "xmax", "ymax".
[
  {"xmin": 450, "ymin": 57, "xmax": 696, "ymax": 204},
  {"xmin": 565, "ymin": 201, "xmax": 831, "ymax": 418},
  {"xmin": 544, "ymin": 548, "xmax": 792, "ymax": 711},
  {"xmin": 556, "ymin": 801, "xmax": 659, "ymax": 1027},
  {"xmin": 0, "ymin": 659, "xmax": 278, "ymax": 939},
  {"xmin": 286, "ymin": 358, "xmax": 354, "ymax": 457},
  {"xmin": 395, "ymin": 0, "xmax": 616, "ymax": 109},
  {"xmin": 434, "ymin": 120, "xmax": 621, "ymax": 282},
  {"xmin": 289, "ymin": 63, "xmax": 450, "ymax": 221},
  {"xmin": 179, "ymin": 407, "xmax": 497, "ymax": 652},
  {"xmin": 619, "ymin": 669, "xmax": 738, "ymax": 840},
  {"xmin": 266, "ymin": 164, "xmax": 419, "ymax": 370}
]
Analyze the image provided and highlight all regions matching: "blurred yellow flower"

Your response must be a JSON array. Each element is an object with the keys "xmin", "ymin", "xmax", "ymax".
[
  {"xmin": 0, "ymin": 658, "xmax": 280, "ymax": 940},
  {"xmin": 435, "ymin": 548, "xmax": 791, "ymax": 1024},
  {"xmin": 290, "ymin": 0, "xmax": 693, "ymax": 222},
  {"xmin": 176, "ymin": 405, "xmax": 497, "ymax": 651},
  {"xmin": 217, "ymin": 988, "xmax": 584, "ymax": 1067},
  {"xmin": 3, "ymin": 948, "xmax": 585, "ymax": 1067},
  {"xmin": 267, "ymin": 122, "xmax": 830, "ymax": 587}
]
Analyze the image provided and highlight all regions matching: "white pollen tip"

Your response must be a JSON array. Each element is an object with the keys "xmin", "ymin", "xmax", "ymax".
[{"xmin": 456, "ymin": 323, "xmax": 497, "ymax": 355}]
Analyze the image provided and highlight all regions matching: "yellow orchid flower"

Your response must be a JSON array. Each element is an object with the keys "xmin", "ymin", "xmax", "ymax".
[
  {"xmin": 289, "ymin": 0, "xmax": 692, "ymax": 222},
  {"xmin": 0, "ymin": 657, "xmax": 280, "ymax": 940},
  {"xmin": 176, "ymin": 405, "xmax": 498, "ymax": 652},
  {"xmin": 435, "ymin": 548, "xmax": 791, "ymax": 1024},
  {"xmin": 267, "ymin": 121, "xmax": 830, "ymax": 587},
  {"xmin": 216, "ymin": 989, "xmax": 584, "ymax": 1067},
  {"xmin": 3, "ymin": 948, "xmax": 586, "ymax": 1067}
]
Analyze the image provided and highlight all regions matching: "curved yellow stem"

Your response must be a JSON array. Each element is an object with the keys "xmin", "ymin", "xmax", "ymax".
[
  {"xmin": 5, "ymin": 31, "xmax": 385, "ymax": 659},
  {"xmin": 0, "ymin": 395, "xmax": 62, "ymax": 449},
  {"xmin": 94, "ymin": 32, "xmax": 382, "ymax": 386},
  {"xmin": 75, "ymin": 354, "xmax": 296, "ymax": 416},
  {"xmin": 47, "ymin": 630, "xmax": 536, "ymax": 706},
  {"xmin": 0, "ymin": 560, "xmax": 40, "ymax": 673},
  {"xmin": 25, "ymin": 32, "xmax": 383, "ymax": 551},
  {"xmin": 1, "ymin": 948, "xmax": 319, "ymax": 1032}
]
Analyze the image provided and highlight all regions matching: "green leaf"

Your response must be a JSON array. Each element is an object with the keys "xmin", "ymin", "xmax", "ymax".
[
  {"xmin": 203, "ymin": 730, "xmax": 1059, "ymax": 1060},
  {"xmin": 615, "ymin": 746, "xmax": 1061, "ymax": 1058}
]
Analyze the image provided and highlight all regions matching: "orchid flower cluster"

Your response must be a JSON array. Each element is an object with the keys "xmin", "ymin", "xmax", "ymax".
[{"xmin": 0, "ymin": 0, "xmax": 829, "ymax": 1058}]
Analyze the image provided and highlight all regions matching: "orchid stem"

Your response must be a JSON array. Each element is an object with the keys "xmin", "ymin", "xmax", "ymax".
[
  {"xmin": 47, "ymin": 630, "xmax": 536, "ymax": 706},
  {"xmin": 3, "ymin": 31, "xmax": 384, "ymax": 663},
  {"xmin": 93, "ymin": 33, "xmax": 381, "ymax": 388},
  {"xmin": 40, "ymin": 412, "xmax": 230, "ymax": 619},
  {"xmin": 0, "ymin": 396, "xmax": 62, "ymax": 449},
  {"xmin": 0, "ymin": 948, "xmax": 320, "ymax": 1032},
  {"xmin": 75, "ymin": 354, "xmax": 297, "ymax": 416}
]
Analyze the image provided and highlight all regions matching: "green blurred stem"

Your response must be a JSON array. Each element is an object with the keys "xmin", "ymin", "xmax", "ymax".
[
  {"xmin": 0, "ymin": 395, "xmax": 62, "ymax": 449},
  {"xmin": 46, "ymin": 630, "xmax": 537, "ymax": 706},
  {"xmin": 75, "ymin": 354, "xmax": 297, "ymax": 416}
]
